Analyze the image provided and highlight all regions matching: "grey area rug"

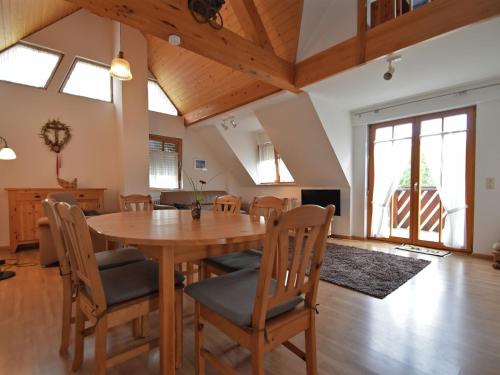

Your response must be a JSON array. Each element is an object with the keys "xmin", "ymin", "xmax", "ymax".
[{"xmin": 319, "ymin": 244, "xmax": 431, "ymax": 299}]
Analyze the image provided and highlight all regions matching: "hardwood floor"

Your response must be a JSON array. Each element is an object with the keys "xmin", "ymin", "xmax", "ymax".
[{"xmin": 1, "ymin": 239, "xmax": 499, "ymax": 374}]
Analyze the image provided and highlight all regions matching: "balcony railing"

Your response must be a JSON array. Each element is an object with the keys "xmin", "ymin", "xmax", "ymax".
[
  {"xmin": 392, "ymin": 187, "xmax": 444, "ymax": 237},
  {"xmin": 367, "ymin": 0, "xmax": 433, "ymax": 29}
]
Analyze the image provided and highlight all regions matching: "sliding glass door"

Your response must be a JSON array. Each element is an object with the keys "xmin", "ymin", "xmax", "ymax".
[{"xmin": 368, "ymin": 107, "xmax": 475, "ymax": 251}]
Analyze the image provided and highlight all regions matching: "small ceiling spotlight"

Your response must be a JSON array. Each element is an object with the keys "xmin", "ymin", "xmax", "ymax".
[
  {"xmin": 384, "ymin": 55, "xmax": 402, "ymax": 81},
  {"xmin": 221, "ymin": 119, "xmax": 229, "ymax": 130},
  {"xmin": 168, "ymin": 34, "xmax": 181, "ymax": 46},
  {"xmin": 229, "ymin": 116, "xmax": 237, "ymax": 128}
]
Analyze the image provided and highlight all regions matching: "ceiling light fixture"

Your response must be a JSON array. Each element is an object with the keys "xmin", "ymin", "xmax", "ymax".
[
  {"xmin": 168, "ymin": 34, "xmax": 182, "ymax": 46},
  {"xmin": 221, "ymin": 119, "xmax": 228, "ymax": 131},
  {"xmin": 384, "ymin": 55, "xmax": 402, "ymax": 81},
  {"xmin": 110, "ymin": 51, "xmax": 133, "ymax": 81},
  {"xmin": 0, "ymin": 136, "xmax": 16, "ymax": 160}
]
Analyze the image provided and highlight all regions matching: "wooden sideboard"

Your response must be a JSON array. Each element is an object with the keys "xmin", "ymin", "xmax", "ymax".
[{"xmin": 6, "ymin": 188, "xmax": 105, "ymax": 253}]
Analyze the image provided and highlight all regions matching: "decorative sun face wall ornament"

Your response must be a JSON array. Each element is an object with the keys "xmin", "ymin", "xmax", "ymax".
[{"xmin": 39, "ymin": 119, "xmax": 72, "ymax": 180}]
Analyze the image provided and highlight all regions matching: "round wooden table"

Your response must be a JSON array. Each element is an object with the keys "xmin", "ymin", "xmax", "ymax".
[{"xmin": 88, "ymin": 210, "xmax": 266, "ymax": 375}]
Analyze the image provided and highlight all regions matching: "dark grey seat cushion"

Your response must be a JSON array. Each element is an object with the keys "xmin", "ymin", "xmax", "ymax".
[
  {"xmin": 99, "ymin": 260, "xmax": 185, "ymax": 307},
  {"xmin": 205, "ymin": 250, "xmax": 262, "ymax": 273},
  {"xmin": 95, "ymin": 247, "xmax": 146, "ymax": 270},
  {"xmin": 185, "ymin": 269, "xmax": 303, "ymax": 326}
]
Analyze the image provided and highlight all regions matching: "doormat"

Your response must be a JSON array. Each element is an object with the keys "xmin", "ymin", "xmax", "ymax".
[{"xmin": 395, "ymin": 244, "xmax": 450, "ymax": 257}]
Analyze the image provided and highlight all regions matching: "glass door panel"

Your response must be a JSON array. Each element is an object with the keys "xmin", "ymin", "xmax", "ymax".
[
  {"xmin": 418, "ymin": 114, "xmax": 468, "ymax": 248},
  {"xmin": 370, "ymin": 123, "xmax": 412, "ymax": 240}
]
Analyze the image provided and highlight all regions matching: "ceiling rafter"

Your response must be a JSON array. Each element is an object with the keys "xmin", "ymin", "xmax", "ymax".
[
  {"xmin": 230, "ymin": 0, "xmax": 273, "ymax": 51},
  {"xmin": 67, "ymin": 0, "xmax": 299, "ymax": 92}
]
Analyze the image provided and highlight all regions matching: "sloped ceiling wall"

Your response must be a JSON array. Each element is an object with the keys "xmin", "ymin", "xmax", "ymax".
[
  {"xmin": 255, "ymin": 92, "xmax": 350, "ymax": 188},
  {"xmin": 0, "ymin": 0, "xmax": 79, "ymax": 52},
  {"xmin": 193, "ymin": 126, "xmax": 255, "ymax": 187}
]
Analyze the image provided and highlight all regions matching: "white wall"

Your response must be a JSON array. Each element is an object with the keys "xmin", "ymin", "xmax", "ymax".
[
  {"xmin": 351, "ymin": 83, "xmax": 500, "ymax": 254},
  {"xmin": 296, "ymin": 0, "xmax": 357, "ymax": 62}
]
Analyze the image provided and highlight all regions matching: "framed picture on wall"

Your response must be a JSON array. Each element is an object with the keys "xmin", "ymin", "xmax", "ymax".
[{"xmin": 194, "ymin": 159, "xmax": 207, "ymax": 171}]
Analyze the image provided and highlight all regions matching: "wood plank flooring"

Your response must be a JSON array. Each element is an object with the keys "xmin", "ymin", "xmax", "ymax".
[{"xmin": 0, "ymin": 239, "xmax": 499, "ymax": 374}]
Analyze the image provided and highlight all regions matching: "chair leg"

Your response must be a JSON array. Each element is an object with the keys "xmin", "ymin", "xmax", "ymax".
[
  {"xmin": 72, "ymin": 301, "xmax": 85, "ymax": 372},
  {"xmin": 187, "ymin": 262, "xmax": 194, "ymax": 285},
  {"xmin": 251, "ymin": 333, "xmax": 265, "ymax": 375},
  {"xmin": 59, "ymin": 277, "xmax": 72, "ymax": 354},
  {"xmin": 199, "ymin": 262, "xmax": 208, "ymax": 280},
  {"xmin": 175, "ymin": 288, "xmax": 183, "ymax": 368},
  {"xmin": 194, "ymin": 302, "xmax": 205, "ymax": 375},
  {"xmin": 94, "ymin": 316, "xmax": 108, "ymax": 375},
  {"xmin": 305, "ymin": 315, "xmax": 317, "ymax": 375}
]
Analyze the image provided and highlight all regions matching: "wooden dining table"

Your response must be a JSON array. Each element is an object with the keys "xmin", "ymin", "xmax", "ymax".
[{"xmin": 87, "ymin": 209, "xmax": 267, "ymax": 374}]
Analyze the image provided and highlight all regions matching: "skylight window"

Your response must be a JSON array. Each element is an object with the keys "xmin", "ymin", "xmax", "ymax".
[
  {"xmin": 0, "ymin": 43, "xmax": 62, "ymax": 88},
  {"xmin": 61, "ymin": 58, "xmax": 112, "ymax": 102},
  {"xmin": 148, "ymin": 80, "xmax": 178, "ymax": 116}
]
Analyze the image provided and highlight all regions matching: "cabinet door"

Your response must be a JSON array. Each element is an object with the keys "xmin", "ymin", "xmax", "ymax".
[{"xmin": 16, "ymin": 202, "xmax": 37, "ymax": 242}]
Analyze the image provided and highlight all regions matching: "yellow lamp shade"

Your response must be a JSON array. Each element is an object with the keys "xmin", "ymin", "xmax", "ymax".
[{"xmin": 110, "ymin": 51, "xmax": 133, "ymax": 81}]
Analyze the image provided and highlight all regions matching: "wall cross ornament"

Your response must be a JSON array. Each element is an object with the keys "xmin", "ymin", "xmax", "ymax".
[
  {"xmin": 39, "ymin": 119, "xmax": 72, "ymax": 153},
  {"xmin": 39, "ymin": 119, "xmax": 72, "ymax": 178}
]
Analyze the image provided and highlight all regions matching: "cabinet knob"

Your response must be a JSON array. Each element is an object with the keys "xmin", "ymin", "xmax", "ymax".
[
  {"xmin": 79, "ymin": 194, "xmax": 85, "ymax": 198},
  {"xmin": 34, "ymin": 195, "xmax": 41, "ymax": 199}
]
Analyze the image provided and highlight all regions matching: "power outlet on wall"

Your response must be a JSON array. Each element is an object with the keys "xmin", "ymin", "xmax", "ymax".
[{"xmin": 486, "ymin": 177, "xmax": 495, "ymax": 190}]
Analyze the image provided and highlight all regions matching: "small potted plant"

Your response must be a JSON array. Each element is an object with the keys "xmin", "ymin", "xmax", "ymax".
[{"xmin": 187, "ymin": 172, "xmax": 223, "ymax": 220}]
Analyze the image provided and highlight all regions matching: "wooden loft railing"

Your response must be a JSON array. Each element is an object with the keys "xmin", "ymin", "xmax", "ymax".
[{"xmin": 367, "ymin": 0, "xmax": 433, "ymax": 29}]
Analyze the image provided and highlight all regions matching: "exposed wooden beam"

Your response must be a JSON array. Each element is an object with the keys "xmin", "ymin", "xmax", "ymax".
[
  {"xmin": 295, "ymin": 0, "xmax": 500, "ymax": 88},
  {"xmin": 357, "ymin": 0, "xmax": 367, "ymax": 64},
  {"xmin": 184, "ymin": 81, "xmax": 279, "ymax": 125},
  {"xmin": 67, "ymin": 0, "xmax": 298, "ymax": 92},
  {"xmin": 230, "ymin": 0, "xmax": 273, "ymax": 51}
]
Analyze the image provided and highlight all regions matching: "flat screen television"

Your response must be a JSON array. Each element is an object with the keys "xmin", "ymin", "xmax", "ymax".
[{"xmin": 301, "ymin": 189, "xmax": 341, "ymax": 216}]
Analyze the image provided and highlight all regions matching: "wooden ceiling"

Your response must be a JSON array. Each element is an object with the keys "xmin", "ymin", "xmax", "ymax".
[
  {"xmin": 148, "ymin": 0, "xmax": 303, "ymax": 123},
  {"xmin": 0, "ymin": 0, "xmax": 79, "ymax": 51}
]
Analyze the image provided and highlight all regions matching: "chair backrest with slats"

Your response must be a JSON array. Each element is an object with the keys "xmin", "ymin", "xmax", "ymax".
[
  {"xmin": 48, "ymin": 191, "xmax": 78, "ymax": 206},
  {"xmin": 119, "ymin": 194, "xmax": 153, "ymax": 212},
  {"xmin": 248, "ymin": 196, "xmax": 288, "ymax": 223},
  {"xmin": 55, "ymin": 202, "xmax": 107, "ymax": 313},
  {"xmin": 42, "ymin": 199, "xmax": 72, "ymax": 277},
  {"xmin": 213, "ymin": 195, "xmax": 240, "ymax": 213},
  {"xmin": 252, "ymin": 204, "xmax": 335, "ymax": 329}
]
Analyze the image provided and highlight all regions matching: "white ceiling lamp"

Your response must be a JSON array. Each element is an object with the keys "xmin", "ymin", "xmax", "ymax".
[
  {"xmin": 168, "ymin": 34, "xmax": 182, "ymax": 46},
  {"xmin": 221, "ymin": 116, "xmax": 237, "ymax": 131},
  {"xmin": 0, "ymin": 136, "xmax": 16, "ymax": 160},
  {"xmin": 110, "ymin": 51, "xmax": 133, "ymax": 81},
  {"xmin": 384, "ymin": 55, "xmax": 402, "ymax": 81}
]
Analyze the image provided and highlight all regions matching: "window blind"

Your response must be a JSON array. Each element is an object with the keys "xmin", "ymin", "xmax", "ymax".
[{"xmin": 149, "ymin": 137, "xmax": 180, "ymax": 189}]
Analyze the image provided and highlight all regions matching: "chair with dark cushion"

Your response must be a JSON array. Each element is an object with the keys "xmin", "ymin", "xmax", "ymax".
[
  {"xmin": 48, "ymin": 191, "xmax": 100, "ymax": 216},
  {"xmin": 42, "ymin": 199, "xmax": 147, "ymax": 355},
  {"xmin": 119, "ymin": 194, "xmax": 154, "ymax": 212},
  {"xmin": 186, "ymin": 204, "xmax": 335, "ymax": 375},
  {"xmin": 213, "ymin": 194, "xmax": 240, "ymax": 213},
  {"xmin": 204, "ymin": 196, "xmax": 288, "ymax": 276},
  {"xmin": 56, "ymin": 202, "xmax": 185, "ymax": 373}
]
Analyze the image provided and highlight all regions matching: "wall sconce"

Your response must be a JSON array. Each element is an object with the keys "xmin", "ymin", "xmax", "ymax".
[{"xmin": 0, "ymin": 136, "xmax": 16, "ymax": 160}]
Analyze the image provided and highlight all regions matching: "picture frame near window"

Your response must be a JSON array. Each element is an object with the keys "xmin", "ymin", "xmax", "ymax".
[{"xmin": 194, "ymin": 159, "xmax": 207, "ymax": 171}]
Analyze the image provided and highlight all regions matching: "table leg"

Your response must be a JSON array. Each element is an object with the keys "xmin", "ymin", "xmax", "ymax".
[{"xmin": 159, "ymin": 247, "xmax": 176, "ymax": 375}]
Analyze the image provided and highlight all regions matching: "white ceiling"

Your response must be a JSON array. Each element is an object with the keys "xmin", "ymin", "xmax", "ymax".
[{"xmin": 306, "ymin": 16, "xmax": 500, "ymax": 112}]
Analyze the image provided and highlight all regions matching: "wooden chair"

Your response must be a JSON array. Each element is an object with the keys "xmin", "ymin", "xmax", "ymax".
[
  {"xmin": 55, "ymin": 202, "xmax": 185, "ymax": 373},
  {"xmin": 204, "ymin": 196, "xmax": 288, "ymax": 276},
  {"xmin": 186, "ymin": 204, "xmax": 335, "ymax": 375},
  {"xmin": 41, "ymin": 199, "xmax": 147, "ymax": 355},
  {"xmin": 119, "ymin": 194, "xmax": 154, "ymax": 212},
  {"xmin": 213, "ymin": 195, "xmax": 240, "ymax": 213}
]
